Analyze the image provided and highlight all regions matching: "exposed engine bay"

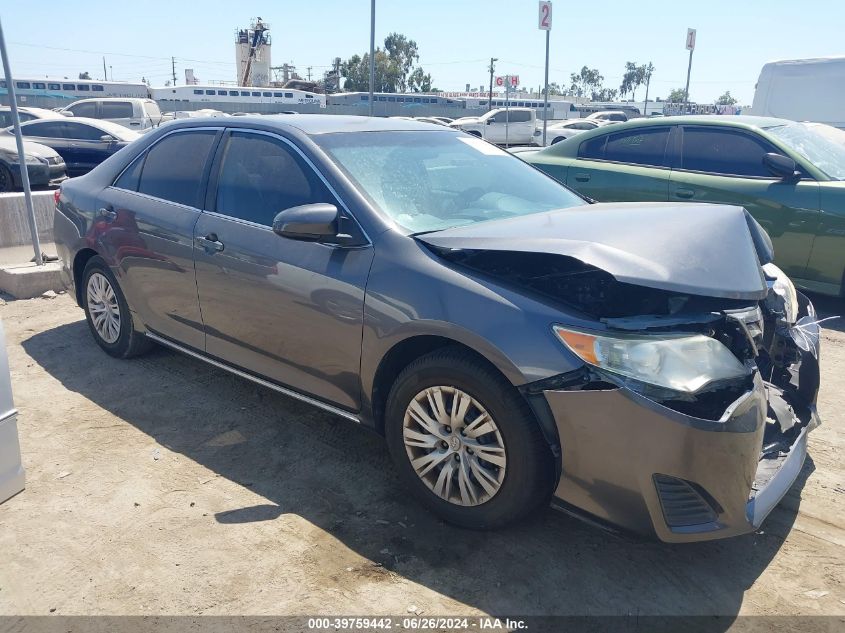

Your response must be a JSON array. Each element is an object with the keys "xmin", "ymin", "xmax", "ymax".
[{"xmin": 427, "ymin": 246, "xmax": 822, "ymax": 469}]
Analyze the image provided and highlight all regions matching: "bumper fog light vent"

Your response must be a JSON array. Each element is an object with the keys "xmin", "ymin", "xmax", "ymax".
[{"xmin": 653, "ymin": 474, "xmax": 719, "ymax": 528}]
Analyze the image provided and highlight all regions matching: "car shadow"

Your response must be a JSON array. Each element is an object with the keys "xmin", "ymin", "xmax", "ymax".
[{"xmin": 22, "ymin": 320, "xmax": 810, "ymax": 621}]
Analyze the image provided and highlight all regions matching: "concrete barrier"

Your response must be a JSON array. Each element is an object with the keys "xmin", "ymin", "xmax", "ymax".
[{"xmin": 0, "ymin": 191, "xmax": 55, "ymax": 248}]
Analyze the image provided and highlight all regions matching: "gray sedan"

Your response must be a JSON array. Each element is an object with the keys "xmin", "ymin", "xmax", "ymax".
[{"xmin": 53, "ymin": 116, "xmax": 820, "ymax": 542}]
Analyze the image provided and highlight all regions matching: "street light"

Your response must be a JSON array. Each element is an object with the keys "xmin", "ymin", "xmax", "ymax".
[{"xmin": 368, "ymin": 0, "xmax": 376, "ymax": 117}]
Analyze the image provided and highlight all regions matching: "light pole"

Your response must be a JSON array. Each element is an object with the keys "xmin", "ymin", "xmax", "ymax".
[
  {"xmin": 368, "ymin": 0, "xmax": 376, "ymax": 117},
  {"xmin": 0, "ymin": 17, "xmax": 42, "ymax": 265}
]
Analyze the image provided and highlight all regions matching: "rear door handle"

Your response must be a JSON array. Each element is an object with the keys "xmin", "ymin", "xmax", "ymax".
[
  {"xmin": 574, "ymin": 173, "xmax": 591, "ymax": 182},
  {"xmin": 97, "ymin": 206, "xmax": 117, "ymax": 222},
  {"xmin": 196, "ymin": 233, "xmax": 224, "ymax": 253},
  {"xmin": 675, "ymin": 188, "xmax": 695, "ymax": 199}
]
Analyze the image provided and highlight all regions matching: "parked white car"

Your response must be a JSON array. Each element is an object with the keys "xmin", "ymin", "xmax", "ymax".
[
  {"xmin": 449, "ymin": 107, "xmax": 542, "ymax": 145},
  {"xmin": 542, "ymin": 119, "xmax": 603, "ymax": 145},
  {"xmin": 0, "ymin": 106, "xmax": 64, "ymax": 128},
  {"xmin": 59, "ymin": 98, "xmax": 171, "ymax": 130},
  {"xmin": 585, "ymin": 110, "xmax": 628, "ymax": 123}
]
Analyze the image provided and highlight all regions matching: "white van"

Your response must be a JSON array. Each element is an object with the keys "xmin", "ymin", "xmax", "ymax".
[
  {"xmin": 750, "ymin": 57, "xmax": 845, "ymax": 129},
  {"xmin": 60, "ymin": 97, "xmax": 169, "ymax": 130}
]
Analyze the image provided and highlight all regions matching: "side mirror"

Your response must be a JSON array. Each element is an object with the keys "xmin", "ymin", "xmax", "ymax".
[
  {"xmin": 100, "ymin": 135, "xmax": 115, "ymax": 143},
  {"xmin": 272, "ymin": 203, "xmax": 339, "ymax": 241},
  {"xmin": 487, "ymin": 118, "xmax": 495, "ymax": 124},
  {"xmin": 763, "ymin": 152, "xmax": 799, "ymax": 180}
]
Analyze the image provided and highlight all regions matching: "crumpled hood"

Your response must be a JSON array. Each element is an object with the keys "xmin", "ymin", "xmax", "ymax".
[{"xmin": 418, "ymin": 202, "xmax": 771, "ymax": 300}]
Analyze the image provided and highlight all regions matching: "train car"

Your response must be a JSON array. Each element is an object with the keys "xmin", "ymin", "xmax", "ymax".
[
  {"xmin": 151, "ymin": 85, "xmax": 327, "ymax": 108},
  {"xmin": 327, "ymin": 92, "xmax": 465, "ymax": 109},
  {"xmin": 462, "ymin": 96, "xmax": 578, "ymax": 120},
  {"xmin": 0, "ymin": 78, "xmax": 149, "ymax": 109}
]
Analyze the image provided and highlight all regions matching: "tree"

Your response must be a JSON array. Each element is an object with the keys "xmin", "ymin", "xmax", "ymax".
[
  {"xmin": 667, "ymin": 87, "xmax": 687, "ymax": 103},
  {"xmin": 383, "ymin": 33, "xmax": 419, "ymax": 92},
  {"xmin": 716, "ymin": 90, "xmax": 737, "ymax": 105},
  {"xmin": 408, "ymin": 67, "xmax": 433, "ymax": 92},
  {"xmin": 78, "ymin": 71, "xmax": 91, "ymax": 80},
  {"xmin": 591, "ymin": 87, "xmax": 618, "ymax": 101},
  {"xmin": 620, "ymin": 62, "xmax": 648, "ymax": 101},
  {"xmin": 547, "ymin": 82, "xmax": 563, "ymax": 96},
  {"xmin": 569, "ymin": 66, "xmax": 603, "ymax": 98},
  {"xmin": 340, "ymin": 32, "xmax": 433, "ymax": 93}
]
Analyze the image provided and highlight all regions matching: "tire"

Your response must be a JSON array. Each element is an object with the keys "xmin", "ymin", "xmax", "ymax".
[
  {"xmin": 0, "ymin": 163, "xmax": 14, "ymax": 193},
  {"xmin": 81, "ymin": 256, "xmax": 152, "ymax": 359},
  {"xmin": 385, "ymin": 347, "xmax": 555, "ymax": 529}
]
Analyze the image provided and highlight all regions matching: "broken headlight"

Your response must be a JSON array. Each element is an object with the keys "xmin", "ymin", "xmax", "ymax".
[
  {"xmin": 553, "ymin": 326, "xmax": 749, "ymax": 393},
  {"xmin": 762, "ymin": 262, "xmax": 798, "ymax": 324}
]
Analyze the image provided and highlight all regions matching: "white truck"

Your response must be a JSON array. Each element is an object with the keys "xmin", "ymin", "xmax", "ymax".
[
  {"xmin": 449, "ymin": 107, "xmax": 542, "ymax": 145},
  {"xmin": 750, "ymin": 57, "xmax": 845, "ymax": 129}
]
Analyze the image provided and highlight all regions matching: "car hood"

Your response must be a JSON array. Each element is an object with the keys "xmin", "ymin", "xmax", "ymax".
[
  {"xmin": 450, "ymin": 117, "xmax": 482, "ymax": 127},
  {"xmin": 417, "ymin": 202, "xmax": 772, "ymax": 300},
  {"xmin": 0, "ymin": 135, "xmax": 60, "ymax": 159}
]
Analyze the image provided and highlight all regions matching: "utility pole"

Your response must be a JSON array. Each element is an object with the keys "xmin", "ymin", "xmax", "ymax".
[
  {"xmin": 307, "ymin": 66, "xmax": 312, "ymax": 81},
  {"xmin": 488, "ymin": 57, "xmax": 497, "ymax": 112},
  {"xmin": 102, "ymin": 56, "xmax": 107, "ymax": 81},
  {"xmin": 368, "ymin": 0, "xmax": 376, "ymax": 117},
  {"xmin": 110, "ymin": 65, "xmax": 113, "ymax": 82},
  {"xmin": 642, "ymin": 62, "xmax": 653, "ymax": 117},
  {"xmin": 171, "ymin": 56, "xmax": 177, "ymax": 86}
]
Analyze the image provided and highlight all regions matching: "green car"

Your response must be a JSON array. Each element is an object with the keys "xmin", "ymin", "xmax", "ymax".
[{"xmin": 527, "ymin": 115, "xmax": 845, "ymax": 296}]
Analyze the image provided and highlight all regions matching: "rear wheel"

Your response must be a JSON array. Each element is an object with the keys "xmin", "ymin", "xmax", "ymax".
[
  {"xmin": 385, "ymin": 348, "xmax": 555, "ymax": 529},
  {"xmin": 0, "ymin": 164, "xmax": 14, "ymax": 192},
  {"xmin": 82, "ymin": 256, "xmax": 152, "ymax": 359}
]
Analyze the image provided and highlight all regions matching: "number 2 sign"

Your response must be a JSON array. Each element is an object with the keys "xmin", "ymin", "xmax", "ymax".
[{"xmin": 538, "ymin": 1, "xmax": 552, "ymax": 30}]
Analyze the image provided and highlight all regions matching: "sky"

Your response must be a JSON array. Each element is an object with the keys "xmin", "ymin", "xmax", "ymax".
[{"xmin": 1, "ymin": 0, "xmax": 843, "ymax": 104}]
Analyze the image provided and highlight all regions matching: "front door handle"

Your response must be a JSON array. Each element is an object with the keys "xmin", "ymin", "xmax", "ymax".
[
  {"xmin": 574, "ymin": 173, "xmax": 591, "ymax": 182},
  {"xmin": 675, "ymin": 188, "xmax": 695, "ymax": 199},
  {"xmin": 196, "ymin": 233, "xmax": 224, "ymax": 253}
]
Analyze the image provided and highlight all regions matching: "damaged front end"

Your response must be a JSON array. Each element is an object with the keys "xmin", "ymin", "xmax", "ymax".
[{"xmin": 420, "ymin": 226, "xmax": 821, "ymax": 541}]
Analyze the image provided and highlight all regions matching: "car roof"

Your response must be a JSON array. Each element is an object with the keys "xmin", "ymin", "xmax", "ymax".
[{"xmin": 159, "ymin": 114, "xmax": 452, "ymax": 135}]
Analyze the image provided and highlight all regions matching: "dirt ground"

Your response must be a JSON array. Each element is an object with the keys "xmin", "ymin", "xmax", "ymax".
[{"xmin": 0, "ymin": 292, "xmax": 843, "ymax": 624}]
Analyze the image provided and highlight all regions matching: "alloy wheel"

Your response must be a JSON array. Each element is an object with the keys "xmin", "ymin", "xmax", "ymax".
[
  {"xmin": 402, "ymin": 386, "xmax": 507, "ymax": 506},
  {"xmin": 86, "ymin": 272, "xmax": 121, "ymax": 344}
]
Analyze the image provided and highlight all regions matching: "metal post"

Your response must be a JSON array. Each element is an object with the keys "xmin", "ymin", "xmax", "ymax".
[
  {"xmin": 643, "ymin": 69, "xmax": 651, "ymax": 117},
  {"xmin": 542, "ymin": 29, "xmax": 550, "ymax": 146},
  {"xmin": 488, "ymin": 58, "xmax": 496, "ymax": 113},
  {"xmin": 505, "ymin": 80, "xmax": 510, "ymax": 148},
  {"xmin": 368, "ymin": 0, "xmax": 376, "ymax": 117},
  {"xmin": 683, "ymin": 48, "xmax": 694, "ymax": 113},
  {"xmin": 0, "ymin": 18, "xmax": 42, "ymax": 266},
  {"xmin": 102, "ymin": 57, "xmax": 107, "ymax": 82}
]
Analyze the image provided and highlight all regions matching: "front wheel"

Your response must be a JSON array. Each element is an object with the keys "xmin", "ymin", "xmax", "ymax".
[{"xmin": 385, "ymin": 348, "xmax": 555, "ymax": 529}]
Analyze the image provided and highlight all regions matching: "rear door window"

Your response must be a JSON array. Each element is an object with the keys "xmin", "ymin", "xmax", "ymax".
[
  {"xmin": 214, "ymin": 132, "xmax": 334, "ymax": 226},
  {"xmin": 681, "ymin": 127, "xmax": 774, "ymax": 177},
  {"xmin": 136, "ymin": 130, "xmax": 218, "ymax": 207},
  {"xmin": 602, "ymin": 127, "xmax": 670, "ymax": 167},
  {"xmin": 101, "ymin": 102, "xmax": 134, "ymax": 118}
]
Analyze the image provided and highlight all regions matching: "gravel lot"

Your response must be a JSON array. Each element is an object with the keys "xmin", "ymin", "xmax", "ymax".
[{"xmin": 0, "ymin": 292, "xmax": 843, "ymax": 623}]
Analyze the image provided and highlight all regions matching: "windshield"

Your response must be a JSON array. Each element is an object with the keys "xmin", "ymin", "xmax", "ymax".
[
  {"xmin": 765, "ymin": 122, "xmax": 845, "ymax": 180},
  {"xmin": 316, "ymin": 131, "xmax": 585, "ymax": 233}
]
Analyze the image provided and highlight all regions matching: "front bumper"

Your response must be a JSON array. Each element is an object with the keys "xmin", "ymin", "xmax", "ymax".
[
  {"xmin": 10, "ymin": 159, "xmax": 67, "ymax": 188},
  {"xmin": 539, "ymin": 304, "xmax": 821, "ymax": 543}
]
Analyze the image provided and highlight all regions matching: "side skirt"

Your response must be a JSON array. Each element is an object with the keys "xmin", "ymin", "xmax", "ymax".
[{"xmin": 144, "ymin": 331, "xmax": 361, "ymax": 424}]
